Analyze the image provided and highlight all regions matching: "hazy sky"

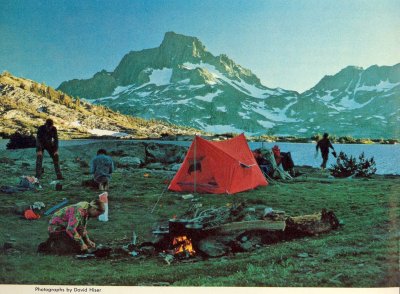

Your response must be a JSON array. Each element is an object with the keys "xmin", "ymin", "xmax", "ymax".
[{"xmin": 1, "ymin": 0, "xmax": 399, "ymax": 93}]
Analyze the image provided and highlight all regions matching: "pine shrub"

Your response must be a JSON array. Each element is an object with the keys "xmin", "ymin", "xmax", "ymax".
[
  {"xmin": 6, "ymin": 132, "xmax": 36, "ymax": 149},
  {"xmin": 329, "ymin": 151, "xmax": 376, "ymax": 178}
]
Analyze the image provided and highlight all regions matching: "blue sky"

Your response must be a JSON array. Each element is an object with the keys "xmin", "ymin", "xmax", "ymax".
[{"xmin": 1, "ymin": 0, "xmax": 399, "ymax": 92}]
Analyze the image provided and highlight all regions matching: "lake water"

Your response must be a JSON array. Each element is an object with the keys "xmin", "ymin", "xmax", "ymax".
[{"xmin": 0, "ymin": 139, "xmax": 399, "ymax": 175}]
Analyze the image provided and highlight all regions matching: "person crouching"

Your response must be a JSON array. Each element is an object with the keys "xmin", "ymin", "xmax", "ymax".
[
  {"xmin": 38, "ymin": 200, "xmax": 105, "ymax": 254},
  {"xmin": 90, "ymin": 149, "xmax": 114, "ymax": 191}
]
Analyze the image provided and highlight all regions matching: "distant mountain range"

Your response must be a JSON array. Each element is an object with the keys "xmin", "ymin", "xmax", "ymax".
[
  {"xmin": 53, "ymin": 32, "xmax": 400, "ymax": 139},
  {"xmin": 0, "ymin": 71, "xmax": 200, "ymax": 139}
]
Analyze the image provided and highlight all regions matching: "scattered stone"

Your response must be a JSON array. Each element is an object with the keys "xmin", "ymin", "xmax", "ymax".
[
  {"xmin": 140, "ymin": 245, "xmax": 156, "ymax": 256},
  {"xmin": 182, "ymin": 194, "xmax": 194, "ymax": 200},
  {"xmin": 167, "ymin": 163, "xmax": 181, "ymax": 171},
  {"xmin": 163, "ymin": 254, "xmax": 174, "ymax": 265},
  {"xmin": 3, "ymin": 242, "xmax": 14, "ymax": 250},
  {"xmin": 145, "ymin": 143, "xmax": 186, "ymax": 164},
  {"xmin": 297, "ymin": 252, "xmax": 309, "ymax": 258},
  {"xmin": 146, "ymin": 162, "xmax": 164, "ymax": 170},
  {"xmin": 14, "ymin": 202, "xmax": 30, "ymax": 215},
  {"xmin": 118, "ymin": 156, "xmax": 143, "ymax": 168},
  {"xmin": 197, "ymin": 237, "xmax": 230, "ymax": 257},
  {"xmin": 239, "ymin": 241, "xmax": 253, "ymax": 251},
  {"xmin": 0, "ymin": 157, "xmax": 15, "ymax": 164}
]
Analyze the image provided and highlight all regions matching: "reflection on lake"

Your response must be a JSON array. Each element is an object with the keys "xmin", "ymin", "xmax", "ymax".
[{"xmin": 0, "ymin": 139, "xmax": 398, "ymax": 175}]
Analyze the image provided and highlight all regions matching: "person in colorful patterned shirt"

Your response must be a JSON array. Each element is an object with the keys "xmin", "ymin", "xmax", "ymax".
[{"xmin": 38, "ymin": 200, "xmax": 105, "ymax": 254}]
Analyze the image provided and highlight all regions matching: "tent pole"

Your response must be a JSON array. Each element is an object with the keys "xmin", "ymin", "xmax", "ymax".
[{"xmin": 194, "ymin": 137, "xmax": 197, "ymax": 193}]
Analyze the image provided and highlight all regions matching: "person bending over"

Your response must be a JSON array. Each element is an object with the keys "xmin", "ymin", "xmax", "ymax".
[
  {"xmin": 38, "ymin": 199, "xmax": 105, "ymax": 254},
  {"xmin": 35, "ymin": 118, "xmax": 63, "ymax": 180}
]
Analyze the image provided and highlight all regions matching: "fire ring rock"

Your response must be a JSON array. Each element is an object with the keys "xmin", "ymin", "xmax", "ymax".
[{"xmin": 197, "ymin": 236, "xmax": 230, "ymax": 257}]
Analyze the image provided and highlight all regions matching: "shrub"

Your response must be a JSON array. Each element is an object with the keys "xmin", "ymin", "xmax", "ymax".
[
  {"xmin": 6, "ymin": 132, "xmax": 36, "ymax": 150},
  {"xmin": 329, "ymin": 151, "xmax": 376, "ymax": 178}
]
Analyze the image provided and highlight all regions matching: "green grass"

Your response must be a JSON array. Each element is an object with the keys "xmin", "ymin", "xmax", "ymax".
[{"xmin": 0, "ymin": 143, "xmax": 398, "ymax": 287}]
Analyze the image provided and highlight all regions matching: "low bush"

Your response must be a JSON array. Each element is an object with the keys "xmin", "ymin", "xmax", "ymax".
[
  {"xmin": 329, "ymin": 152, "xmax": 377, "ymax": 178},
  {"xmin": 6, "ymin": 131, "xmax": 36, "ymax": 149}
]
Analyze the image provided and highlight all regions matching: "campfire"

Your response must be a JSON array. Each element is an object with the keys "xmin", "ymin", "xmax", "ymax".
[
  {"xmin": 150, "ymin": 203, "xmax": 341, "ymax": 260},
  {"xmin": 172, "ymin": 236, "xmax": 196, "ymax": 256}
]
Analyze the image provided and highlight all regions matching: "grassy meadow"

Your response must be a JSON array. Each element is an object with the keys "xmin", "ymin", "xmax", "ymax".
[{"xmin": 0, "ymin": 141, "xmax": 398, "ymax": 287}]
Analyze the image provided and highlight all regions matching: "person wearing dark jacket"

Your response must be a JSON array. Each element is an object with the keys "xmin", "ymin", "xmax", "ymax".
[
  {"xmin": 35, "ymin": 118, "xmax": 63, "ymax": 179},
  {"xmin": 316, "ymin": 133, "xmax": 336, "ymax": 169}
]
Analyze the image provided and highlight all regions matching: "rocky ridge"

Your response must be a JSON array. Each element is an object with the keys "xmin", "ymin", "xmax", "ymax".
[
  {"xmin": 57, "ymin": 32, "xmax": 400, "ymax": 139},
  {"xmin": 0, "ymin": 71, "xmax": 203, "ymax": 139}
]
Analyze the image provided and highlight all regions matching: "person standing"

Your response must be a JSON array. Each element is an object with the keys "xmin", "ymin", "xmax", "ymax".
[
  {"xmin": 316, "ymin": 133, "xmax": 336, "ymax": 170},
  {"xmin": 90, "ymin": 149, "xmax": 114, "ymax": 191},
  {"xmin": 35, "ymin": 118, "xmax": 64, "ymax": 180}
]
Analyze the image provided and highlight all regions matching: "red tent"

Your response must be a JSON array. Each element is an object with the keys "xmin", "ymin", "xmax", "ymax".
[{"xmin": 168, "ymin": 134, "xmax": 268, "ymax": 194}]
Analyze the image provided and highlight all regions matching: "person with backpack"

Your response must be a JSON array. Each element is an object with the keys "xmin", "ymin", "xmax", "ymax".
[
  {"xmin": 316, "ymin": 133, "xmax": 336, "ymax": 169},
  {"xmin": 90, "ymin": 149, "xmax": 114, "ymax": 191},
  {"xmin": 35, "ymin": 118, "xmax": 64, "ymax": 180}
]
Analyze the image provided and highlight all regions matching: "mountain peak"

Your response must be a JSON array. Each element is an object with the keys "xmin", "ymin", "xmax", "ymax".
[{"xmin": 159, "ymin": 31, "xmax": 209, "ymax": 61}]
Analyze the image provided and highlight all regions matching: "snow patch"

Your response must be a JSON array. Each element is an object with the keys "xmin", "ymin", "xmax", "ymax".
[
  {"xmin": 257, "ymin": 120, "xmax": 275, "ymax": 128},
  {"xmin": 202, "ymin": 124, "xmax": 244, "ymax": 134},
  {"xmin": 238, "ymin": 112, "xmax": 251, "ymax": 119},
  {"xmin": 112, "ymin": 85, "xmax": 132, "ymax": 96},
  {"xmin": 319, "ymin": 90, "xmax": 336, "ymax": 102},
  {"xmin": 71, "ymin": 121, "xmax": 81, "ymax": 127},
  {"xmin": 193, "ymin": 89, "xmax": 222, "ymax": 102},
  {"xmin": 216, "ymin": 106, "xmax": 227, "ymax": 112},
  {"xmin": 338, "ymin": 94, "xmax": 372, "ymax": 110},
  {"xmin": 88, "ymin": 129, "xmax": 128, "ymax": 137},
  {"xmin": 356, "ymin": 80, "xmax": 400, "ymax": 92},
  {"xmin": 175, "ymin": 98, "xmax": 191, "ymax": 105},
  {"xmin": 148, "ymin": 68, "xmax": 173, "ymax": 86},
  {"xmin": 183, "ymin": 62, "xmax": 275, "ymax": 98}
]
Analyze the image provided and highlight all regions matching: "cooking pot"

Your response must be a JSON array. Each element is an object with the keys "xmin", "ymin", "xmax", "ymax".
[{"xmin": 169, "ymin": 219, "xmax": 190, "ymax": 235}]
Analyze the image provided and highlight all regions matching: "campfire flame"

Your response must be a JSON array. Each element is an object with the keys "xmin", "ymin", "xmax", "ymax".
[{"xmin": 172, "ymin": 236, "xmax": 196, "ymax": 256}]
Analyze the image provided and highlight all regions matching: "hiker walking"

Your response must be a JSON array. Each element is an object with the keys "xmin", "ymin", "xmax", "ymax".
[
  {"xmin": 90, "ymin": 149, "xmax": 114, "ymax": 191},
  {"xmin": 315, "ymin": 133, "xmax": 336, "ymax": 169},
  {"xmin": 35, "ymin": 118, "xmax": 64, "ymax": 180},
  {"xmin": 38, "ymin": 199, "xmax": 105, "ymax": 254}
]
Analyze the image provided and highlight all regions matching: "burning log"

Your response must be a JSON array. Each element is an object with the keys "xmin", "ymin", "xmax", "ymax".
[{"xmin": 172, "ymin": 235, "xmax": 196, "ymax": 257}]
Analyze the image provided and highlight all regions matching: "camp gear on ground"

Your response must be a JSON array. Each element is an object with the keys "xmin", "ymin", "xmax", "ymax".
[
  {"xmin": 168, "ymin": 134, "xmax": 267, "ymax": 194},
  {"xmin": 0, "ymin": 176, "xmax": 41, "ymax": 194},
  {"xmin": 24, "ymin": 209, "xmax": 40, "ymax": 220},
  {"xmin": 44, "ymin": 198, "xmax": 68, "ymax": 216},
  {"xmin": 258, "ymin": 148, "xmax": 292, "ymax": 180},
  {"xmin": 31, "ymin": 201, "xmax": 45, "ymax": 210},
  {"xmin": 98, "ymin": 192, "xmax": 109, "ymax": 222},
  {"xmin": 1, "ymin": 185, "xmax": 29, "ymax": 194},
  {"xmin": 272, "ymin": 145, "xmax": 282, "ymax": 165},
  {"xmin": 19, "ymin": 176, "xmax": 41, "ymax": 189},
  {"xmin": 281, "ymin": 152, "xmax": 295, "ymax": 176}
]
